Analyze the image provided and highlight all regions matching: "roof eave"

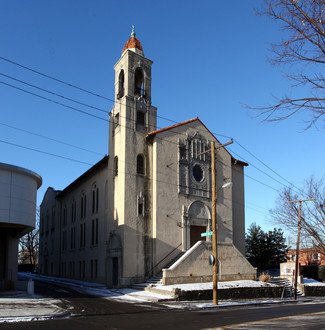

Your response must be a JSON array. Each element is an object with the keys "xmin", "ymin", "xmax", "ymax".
[{"xmin": 56, "ymin": 155, "xmax": 109, "ymax": 199}]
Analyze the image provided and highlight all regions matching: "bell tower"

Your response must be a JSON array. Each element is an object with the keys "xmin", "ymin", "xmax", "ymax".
[
  {"xmin": 110, "ymin": 26, "xmax": 156, "ymax": 135},
  {"xmin": 108, "ymin": 27, "xmax": 157, "ymax": 285}
]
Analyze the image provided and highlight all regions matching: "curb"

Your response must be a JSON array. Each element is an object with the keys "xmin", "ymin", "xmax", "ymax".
[{"xmin": 0, "ymin": 312, "xmax": 71, "ymax": 323}]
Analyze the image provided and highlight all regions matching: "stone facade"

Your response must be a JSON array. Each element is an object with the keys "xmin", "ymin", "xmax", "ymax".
[{"xmin": 39, "ymin": 30, "xmax": 256, "ymax": 287}]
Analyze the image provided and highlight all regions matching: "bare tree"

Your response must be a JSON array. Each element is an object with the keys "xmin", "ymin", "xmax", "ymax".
[
  {"xmin": 19, "ymin": 208, "xmax": 40, "ymax": 266},
  {"xmin": 270, "ymin": 176, "xmax": 325, "ymax": 255},
  {"xmin": 254, "ymin": 0, "xmax": 325, "ymax": 128}
]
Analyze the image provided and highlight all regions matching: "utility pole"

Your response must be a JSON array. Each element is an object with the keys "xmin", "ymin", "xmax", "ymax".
[
  {"xmin": 198, "ymin": 139, "xmax": 233, "ymax": 305},
  {"xmin": 285, "ymin": 198, "xmax": 315, "ymax": 300}
]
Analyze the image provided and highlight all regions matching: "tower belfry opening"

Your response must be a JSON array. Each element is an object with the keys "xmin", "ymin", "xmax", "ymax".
[
  {"xmin": 117, "ymin": 70, "xmax": 124, "ymax": 99},
  {"xmin": 134, "ymin": 68, "xmax": 144, "ymax": 97}
]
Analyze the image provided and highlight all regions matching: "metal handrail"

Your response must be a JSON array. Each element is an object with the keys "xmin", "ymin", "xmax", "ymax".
[
  {"xmin": 129, "ymin": 243, "xmax": 182, "ymax": 284},
  {"xmin": 145, "ymin": 243, "xmax": 182, "ymax": 277}
]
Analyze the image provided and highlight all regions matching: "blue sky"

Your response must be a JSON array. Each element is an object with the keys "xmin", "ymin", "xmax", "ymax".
[{"xmin": 1, "ymin": 1, "xmax": 323, "ymax": 239}]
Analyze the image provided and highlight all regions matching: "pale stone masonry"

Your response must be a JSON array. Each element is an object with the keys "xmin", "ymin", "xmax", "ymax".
[{"xmin": 39, "ymin": 29, "xmax": 256, "ymax": 287}]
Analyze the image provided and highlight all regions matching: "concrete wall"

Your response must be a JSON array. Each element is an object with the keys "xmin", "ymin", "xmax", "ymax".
[
  {"xmin": 301, "ymin": 285, "xmax": 325, "ymax": 296},
  {"xmin": 163, "ymin": 241, "xmax": 256, "ymax": 285},
  {"xmin": 0, "ymin": 163, "xmax": 41, "ymax": 290},
  {"xmin": 0, "ymin": 163, "xmax": 42, "ymax": 234},
  {"xmin": 170, "ymin": 286, "xmax": 283, "ymax": 301}
]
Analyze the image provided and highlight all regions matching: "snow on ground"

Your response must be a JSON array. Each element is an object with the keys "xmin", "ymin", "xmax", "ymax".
[
  {"xmin": 304, "ymin": 278, "xmax": 325, "ymax": 286},
  {"xmin": 0, "ymin": 292, "xmax": 67, "ymax": 323},
  {"xmin": 152, "ymin": 279, "xmax": 277, "ymax": 293},
  {"xmin": 1, "ymin": 273, "xmax": 324, "ymax": 323}
]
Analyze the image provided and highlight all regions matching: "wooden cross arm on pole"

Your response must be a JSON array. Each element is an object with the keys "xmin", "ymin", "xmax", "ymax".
[
  {"xmin": 285, "ymin": 198, "xmax": 316, "ymax": 204},
  {"xmin": 197, "ymin": 139, "xmax": 233, "ymax": 157}
]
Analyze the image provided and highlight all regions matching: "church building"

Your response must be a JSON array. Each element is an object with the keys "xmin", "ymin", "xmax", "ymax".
[{"xmin": 39, "ymin": 28, "xmax": 256, "ymax": 287}]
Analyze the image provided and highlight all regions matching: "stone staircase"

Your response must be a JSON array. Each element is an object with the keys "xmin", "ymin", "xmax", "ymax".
[
  {"xmin": 269, "ymin": 277, "xmax": 304, "ymax": 298},
  {"xmin": 130, "ymin": 252, "xmax": 185, "ymax": 290}
]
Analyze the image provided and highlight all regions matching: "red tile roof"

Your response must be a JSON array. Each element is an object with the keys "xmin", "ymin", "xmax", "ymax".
[
  {"xmin": 147, "ymin": 117, "xmax": 248, "ymax": 166},
  {"xmin": 122, "ymin": 37, "xmax": 143, "ymax": 54},
  {"xmin": 147, "ymin": 117, "xmax": 199, "ymax": 136}
]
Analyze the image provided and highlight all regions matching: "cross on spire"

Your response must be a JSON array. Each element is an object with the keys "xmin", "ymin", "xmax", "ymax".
[{"xmin": 131, "ymin": 25, "xmax": 136, "ymax": 38}]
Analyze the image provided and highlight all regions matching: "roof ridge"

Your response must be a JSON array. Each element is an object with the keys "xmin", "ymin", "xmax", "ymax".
[{"xmin": 147, "ymin": 117, "xmax": 199, "ymax": 136}]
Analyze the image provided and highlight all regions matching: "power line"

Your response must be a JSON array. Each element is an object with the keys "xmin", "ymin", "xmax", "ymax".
[
  {"xmin": 0, "ymin": 56, "xmax": 231, "ymax": 139},
  {"xmin": 0, "ymin": 56, "xmax": 112, "ymax": 102},
  {"xmin": 0, "ymin": 122, "xmax": 104, "ymax": 156},
  {"xmin": 0, "ymin": 131, "xmax": 275, "ymax": 198},
  {"xmin": 234, "ymin": 139, "xmax": 303, "ymax": 194},
  {"xmin": 0, "ymin": 57, "xmax": 282, "ymax": 189},
  {"xmin": 0, "ymin": 139, "xmax": 93, "ymax": 166},
  {"xmin": 228, "ymin": 147, "xmax": 292, "ymax": 191},
  {"xmin": 0, "ymin": 57, "xmax": 293, "ymax": 196},
  {"xmin": 0, "ymin": 95, "xmax": 279, "ymax": 195},
  {"xmin": 0, "ymin": 78, "xmax": 220, "ymax": 157},
  {"xmin": 0, "ymin": 55, "xmax": 303, "ymax": 193},
  {"xmin": 0, "ymin": 77, "xmax": 285, "ymax": 196},
  {"xmin": 0, "ymin": 81, "xmax": 109, "ymax": 122},
  {"xmin": 0, "ymin": 135, "xmax": 274, "ymax": 215},
  {"xmin": 0, "ymin": 72, "xmax": 109, "ymax": 115},
  {"xmin": 0, "ymin": 57, "xmax": 299, "ymax": 222},
  {"xmin": 0, "ymin": 71, "xmax": 228, "ymax": 146}
]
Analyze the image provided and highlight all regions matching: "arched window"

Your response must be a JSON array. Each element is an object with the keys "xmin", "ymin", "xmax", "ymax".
[
  {"xmin": 71, "ymin": 198, "xmax": 76, "ymax": 223},
  {"xmin": 80, "ymin": 192, "xmax": 86, "ymax": 219},
  {"xmin": 118, "ymin": 70, "xmax": 124, "ymax": 98},
  {"xmin": 134, "ymin": 68, "xmax": 144, "ymax": 96},
  {"xmin": 63, "ymin": 205, "xmax": 67, "ymax": 227},
  {"xmin": 92, "ymin": 184, "xmax": 99, "ymax": 214},
  {"xmin": 136, "ymin": 154, "xmax": 145, "ymax": 175},
  {"xmin": 114, "ymin": 156, "xmax": 118, "ymax": 176}
]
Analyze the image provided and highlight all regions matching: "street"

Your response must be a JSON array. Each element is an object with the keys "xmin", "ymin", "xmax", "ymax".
[{"xmin": 1, "ymin": 279, "xmax": 325, "ymax": 329}]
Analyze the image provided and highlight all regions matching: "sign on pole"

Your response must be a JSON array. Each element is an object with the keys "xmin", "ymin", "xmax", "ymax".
[{"xmin": 201, "ymin": 231, "xmax": 213, "ymax": 237}]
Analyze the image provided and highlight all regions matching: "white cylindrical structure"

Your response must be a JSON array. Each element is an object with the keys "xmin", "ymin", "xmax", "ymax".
[{"xmin": 0, "ymin": 163, "xmax": 42, "ymax": 290}]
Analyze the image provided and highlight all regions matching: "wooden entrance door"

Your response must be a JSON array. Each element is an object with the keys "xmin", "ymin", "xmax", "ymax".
[{"xmin": 190, "ymin": 225, "xmax": 206, "ymax": 247}]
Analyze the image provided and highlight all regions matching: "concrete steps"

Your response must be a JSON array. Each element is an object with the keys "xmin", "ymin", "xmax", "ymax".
[
  {"xmin": 130, "ymin": 252, "xmax": 185, "ymax": 290},
  {"xmin": 269, "ymin": 277, "xmax": 304, "ymax": 298}
]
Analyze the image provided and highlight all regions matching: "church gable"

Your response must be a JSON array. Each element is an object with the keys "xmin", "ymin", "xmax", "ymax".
[
  {"xmin": 149, "ymin": 118, "xmax": 234, "ymax": 199},
  {"xmin": 178, "ymin": 131, "xmax": 211, "ymax": 198}
]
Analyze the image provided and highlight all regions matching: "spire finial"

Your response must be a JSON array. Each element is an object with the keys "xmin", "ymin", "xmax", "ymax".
[{"xmin": 131, "ymin": 25, "xmax": 136, "ymax": 38}]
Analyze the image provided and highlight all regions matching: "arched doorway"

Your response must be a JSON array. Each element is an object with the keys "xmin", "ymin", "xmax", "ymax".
[
  {"xmin": 106, "ymin": 231, "xmax": 122, "ymax": 287},
  {"xmin": 187, "ymin": 201, "xmax": 211, "ymax": 248}
]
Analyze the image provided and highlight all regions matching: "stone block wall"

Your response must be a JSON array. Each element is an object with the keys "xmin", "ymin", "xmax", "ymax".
[{"xmin": 172, "ymin": 286, "xmax": 283, "ymax": 301}]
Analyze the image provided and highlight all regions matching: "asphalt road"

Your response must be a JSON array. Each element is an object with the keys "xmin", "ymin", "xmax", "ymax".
[{"xmin": 2, "ymin": 279, "xmax": 325, "ymax": 329}]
